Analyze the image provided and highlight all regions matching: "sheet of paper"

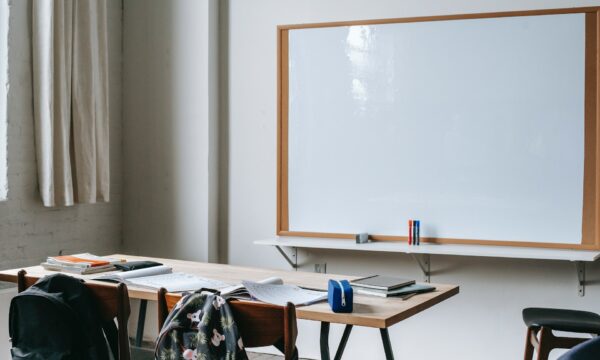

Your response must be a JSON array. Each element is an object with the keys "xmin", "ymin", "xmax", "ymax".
[
  {"xmin": 126, "ymin": 272, "xmax": 231, "ymax": 292},
  {"xmin": 221, "ymin": 277, "xmax": 283, "ymax": 298},
  {"xmin": 242, "ymin": 280, "xmax": 327, "ymax": 306}
]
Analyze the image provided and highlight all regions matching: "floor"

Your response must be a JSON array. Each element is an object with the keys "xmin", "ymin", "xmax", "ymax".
[
  {"xmin": 132, "ymin": 346, "xmax": 286, "ymax": 360},
  {"xmin": 247, "ymin": 354, "xmax": 285, "ymax": 360},
  {"xmin": 132, "ymin": 335, "xmax": 302, "ymax": 359}
]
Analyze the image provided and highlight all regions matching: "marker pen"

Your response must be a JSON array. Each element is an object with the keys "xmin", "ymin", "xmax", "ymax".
[{"xmin": 415, "ymin": 220, "xmax": 420, "ymax": 245}]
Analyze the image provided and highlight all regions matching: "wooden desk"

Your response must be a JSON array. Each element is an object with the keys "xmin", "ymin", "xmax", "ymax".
[{"xmin": 0, "ymin": 254, "xmax": 459, "ymax": 359}]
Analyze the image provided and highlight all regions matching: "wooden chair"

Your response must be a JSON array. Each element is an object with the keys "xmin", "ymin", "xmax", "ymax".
[
  {"xmin": 523, "ymin": 307, "xmax": 600, "ymax": 360},
  {"xmin": 157, "ymin": 288, "xmax": 299, "ymax": 359},
  {"xmin": 17, "ymin": 270, "xmax": 132, "ymax": 360}
]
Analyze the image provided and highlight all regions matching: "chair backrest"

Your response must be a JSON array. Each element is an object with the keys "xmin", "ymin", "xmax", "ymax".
[
  {"xmin": 17, "ymin": 270, "xmax": 131, "ymax": 360},
  {"xmin": 157, "ymin": 289, "xmax": 298, "ymax": 359}
]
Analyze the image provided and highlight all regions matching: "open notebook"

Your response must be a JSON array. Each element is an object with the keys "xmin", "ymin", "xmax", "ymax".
[
  {"xmin": 94, "ymin": 266, "xmax": 230, "ymax": 292},
  {"xmin": 238, "ymin": 279, "xmax": 327, "ymax": 306},
  {"xmin": 96, "ymin": 269, "xmax": 326, "ymax": 306},
  {"xmin": 218, "ymin": 277, "xmax": 326, "ymax": 306}
]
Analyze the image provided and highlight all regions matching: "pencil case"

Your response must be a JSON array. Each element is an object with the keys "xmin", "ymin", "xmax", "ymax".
[{"xmin": 328, "ymin": 279, "xmax": 353, "ymax": 313}]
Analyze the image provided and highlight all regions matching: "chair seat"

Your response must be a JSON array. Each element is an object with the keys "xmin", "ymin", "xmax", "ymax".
[
  {"xmin": 558, "ymin": 337, "xmax": 600, "ymax": 360},
  {"xmin": 523, "ymin": 308, "xmax": 600, "ymax": 334}
]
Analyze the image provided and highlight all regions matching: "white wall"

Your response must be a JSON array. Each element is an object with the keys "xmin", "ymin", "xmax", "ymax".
[
  {"xmin": 120, "ymin": 0, "xmax": 600, "ymax": 358},
  {"xmin": 223, "ymin": 0, "xmax": 600, "ymax": 359},
  {"xmin": 122, "ymin": 0, "xmax": 219, "ymax": 263},
  {"xmin": 0, "ymin": 0, "xmax": 123, "ymax": 358}
]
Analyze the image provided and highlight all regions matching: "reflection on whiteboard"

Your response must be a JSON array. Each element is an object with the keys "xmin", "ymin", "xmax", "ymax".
[{"xmin": 287, "ymin": 14, "xmax": 585, "ymax": 244}]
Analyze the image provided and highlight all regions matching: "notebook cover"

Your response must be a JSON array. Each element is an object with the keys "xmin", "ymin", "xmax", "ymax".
[
  {"xmin": 355, "ymin": 283, "xmax": 436, "ymax": 297},
  {"xmin": 350, "ymin": 275, "xmax": 415, "ymax": 290}
]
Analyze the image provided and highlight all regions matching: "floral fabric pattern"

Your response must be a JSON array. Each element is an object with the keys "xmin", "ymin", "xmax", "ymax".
[{"xmin": 155, "ymin": 292, "xmax": 248, "ymax": 360}]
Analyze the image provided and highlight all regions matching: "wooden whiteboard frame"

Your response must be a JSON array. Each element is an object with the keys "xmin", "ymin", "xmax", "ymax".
[{"xmin": 277, "ymin": 7, "xmax": 600, "ymax": 250}]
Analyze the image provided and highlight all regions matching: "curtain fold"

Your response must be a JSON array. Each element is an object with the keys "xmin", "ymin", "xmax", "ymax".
[{"xmin": 32, "ymin": 0, "xmax": 109, "ymax": 207}]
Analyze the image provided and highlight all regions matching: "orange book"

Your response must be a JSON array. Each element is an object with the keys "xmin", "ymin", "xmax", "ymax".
[{"xmin": 51, "ymin": 255, "xmax": 110, "ymax": 267}]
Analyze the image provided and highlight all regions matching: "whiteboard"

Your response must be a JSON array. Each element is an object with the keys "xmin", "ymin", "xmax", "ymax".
[{"xmin": 286, "ymin": 13, "xmax": 586, "ymax": 244}]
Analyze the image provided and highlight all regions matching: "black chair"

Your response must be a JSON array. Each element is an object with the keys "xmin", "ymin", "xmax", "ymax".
[
  {"xmin": 523, "ymin": 308, "xmax": 600, "ymax": 360},
  {"xmin": 558, "ymin": 337, "xmax": 600, "ymax": 360}
]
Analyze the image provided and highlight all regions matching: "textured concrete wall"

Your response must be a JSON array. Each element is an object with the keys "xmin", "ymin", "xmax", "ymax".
[
  {"xmin": 0, "ymin": 0, "xmax": 122, "ymax": 359},
  {"xmin": 0, "ymin": 0, "xmax": 123, "ymax": 358},
  {"xmin": 0, "ymin": 0, "xmax": 123, "ymax": 271}
]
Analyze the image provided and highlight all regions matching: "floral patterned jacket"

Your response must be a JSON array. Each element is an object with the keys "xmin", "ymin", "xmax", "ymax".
[{"xmin": 155, "ymin": 291, "xmax": 248, "ymax": 360}]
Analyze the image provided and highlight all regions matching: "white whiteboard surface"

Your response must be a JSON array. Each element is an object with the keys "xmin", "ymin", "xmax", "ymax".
[{"xmin": 287, "ymin": 13, "xmax": 586, "ymax": 244}]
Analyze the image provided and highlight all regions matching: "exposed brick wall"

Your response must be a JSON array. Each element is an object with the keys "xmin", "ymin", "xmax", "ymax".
[{"xmin": 0, "ymin": 0, "xmax": 122, "ymax": 271}]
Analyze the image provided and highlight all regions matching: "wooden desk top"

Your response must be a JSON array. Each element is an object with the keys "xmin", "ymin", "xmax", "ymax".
[{"xmin": 0, "ymin": 254, "xmax": 459, "ymax": 328}]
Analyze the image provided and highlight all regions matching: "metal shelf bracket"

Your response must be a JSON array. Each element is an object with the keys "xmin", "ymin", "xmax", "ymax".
[
  {"xmin": 410, "ymin": 254, "xmax": 431, "ymax": 283},
  {"xmin": 576, "ymin": 261, "xmax": 585, "ymax": 297},
  {"xmin": 275, "ymin": 246, "xmax": 298, "ymax": 270}
]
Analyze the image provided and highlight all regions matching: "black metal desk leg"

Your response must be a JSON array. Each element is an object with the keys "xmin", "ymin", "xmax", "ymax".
[
  {"xmin": 380, "ymin": 328, "xmax": 395, "ymax": 360},
  {"xmin": 135, "ymin": 299, "xmax": 148, "ymax": 347},
  {"xmin": 334, "ymin": 324, "xmax": 353, "ymax": 360},
  {"xmin": 320, "ymin": 321, "xmax": 331, "ymax": 360}
]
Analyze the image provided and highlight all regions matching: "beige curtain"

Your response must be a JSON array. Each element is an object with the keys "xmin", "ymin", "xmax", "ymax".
[{"xmin": 32, "ymin": 0, "xmax": 109, "ymax": 207}]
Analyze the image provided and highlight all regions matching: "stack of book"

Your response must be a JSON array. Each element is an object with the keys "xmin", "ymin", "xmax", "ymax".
[
  {"xmin": 41, "ymin": 253, "xmax": 126, "ymax": 275},
  {"xmin": 350, "ymin": 275, "xmax": 435, "ymax": 298}
]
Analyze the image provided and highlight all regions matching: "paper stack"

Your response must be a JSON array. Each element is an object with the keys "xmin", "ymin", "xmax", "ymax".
[{"xmin": 41, "ymin": 253, "xmax": 125, "ymax": 275}]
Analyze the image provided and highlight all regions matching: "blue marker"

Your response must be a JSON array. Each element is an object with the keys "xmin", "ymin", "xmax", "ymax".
[
  {"xmin": 415, "ymin": 220, "xmax": 420, "ymax": 245},
  {"xmin": 412, "ymin": 220, "xmax": 417, "ymax": 246}
]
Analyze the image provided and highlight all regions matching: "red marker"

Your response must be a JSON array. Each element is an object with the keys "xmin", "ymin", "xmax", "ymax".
[{"xmin": 408, "ymin": 220, "xmax": 413, "ymax": 245}]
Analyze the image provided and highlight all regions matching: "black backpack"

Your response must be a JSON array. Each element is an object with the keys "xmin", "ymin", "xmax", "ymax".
[
  {"xmin": 9, "ymin": 274, "xmax": 119, "ymax": 360},
  {"xmin": 155, "ymin": 290, "xmax": 248, "ymax": 360}
]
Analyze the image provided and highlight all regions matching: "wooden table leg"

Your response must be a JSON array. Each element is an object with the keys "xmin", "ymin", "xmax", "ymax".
[{"xmin": 380, "ymin": 328, "xmax": 395, "ymax": 360}]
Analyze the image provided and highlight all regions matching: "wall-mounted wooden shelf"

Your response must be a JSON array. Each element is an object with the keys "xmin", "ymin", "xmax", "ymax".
[{"xmin": 256, "ymin": 237, "xmax": 600, "ymax": 261}]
